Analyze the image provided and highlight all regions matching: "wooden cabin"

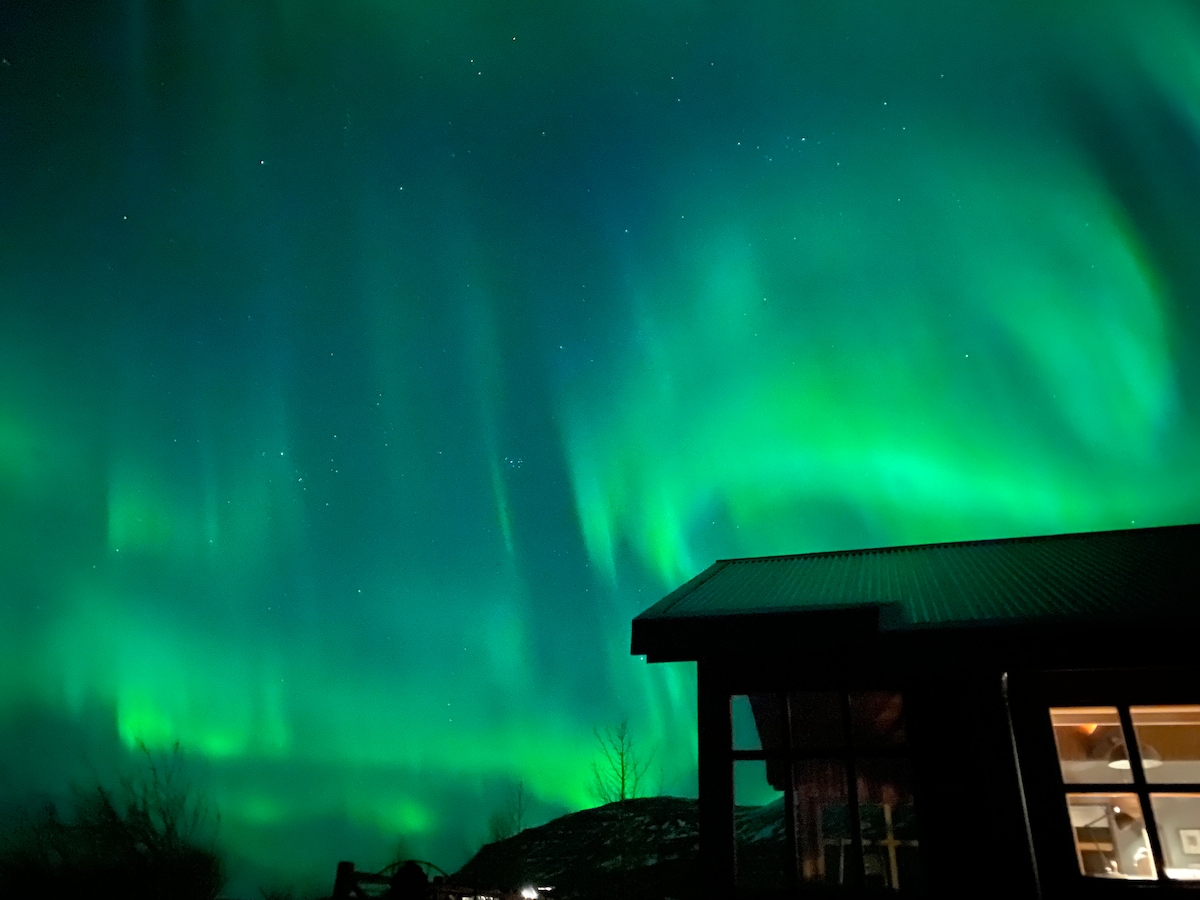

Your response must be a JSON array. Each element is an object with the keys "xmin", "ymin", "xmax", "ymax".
[{"xmin": 631, "ymin": 523, "xmax": 1200, "ymax": 897}]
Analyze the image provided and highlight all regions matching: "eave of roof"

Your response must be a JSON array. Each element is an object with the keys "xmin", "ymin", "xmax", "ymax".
[{"xmin": 631, "ymin": 522, "xmax": 1200, "ymax": 662}]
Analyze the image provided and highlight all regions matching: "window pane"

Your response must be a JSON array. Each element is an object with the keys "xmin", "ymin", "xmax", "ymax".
[
  {"xmin": 1150, "ymin": 794, "xmax": 1200, "ymax": 881},
  {"xmin": 734, "ymin": 760, "xmax": 787, "ymax": 890},
  {"xmin": 792, "ymin": 759, "xmax": 849, "ymax": 887},
  {"xmin": 851, "ymin": 691, "xmax": 906, "ymax": 747},
  {"xmin": 858, "ymin": 758, "xmax": 922, "ymax": 891},
  {"xmin": 1050, "ymin": 707, "xmax": 1134, "ymax": 784},
  {"xmin": 1065, "ymin": 793, "xmax": 1157, "ymax": 879},
  {"xmin": 789, "ymin": 691, "xmax": 844, "ymax": 749},
  {"xmin": 732, "ymin": 695, "xmax": 761, "ymax": 751},
  {"xmin": 1131, "ymin": 706, "xmax": 1200, "ymax": 784},
  {"xmin": 732, "ymin": 694, "xmax": 785, "ymax": 753}
]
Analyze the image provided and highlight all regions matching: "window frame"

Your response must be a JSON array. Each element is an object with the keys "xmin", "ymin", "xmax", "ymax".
[
  {"xmin": 1053, "ymin": 703, "xmax": 1171, "ymax": 880},
  {"xmin": 1012, "ymin": 668, "xmax": 1200, "ymax": 895},
  {"xmin": 729, "ymin": 688, "xmax": 917, "ymax": 892}
]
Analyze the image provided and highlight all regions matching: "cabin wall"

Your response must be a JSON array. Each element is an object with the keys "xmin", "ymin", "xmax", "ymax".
[
  {"xmin": 905, "ymin": 668, "xmax": 1040, "ymax": 897},
  {"xmin": 690, "ymin": 621, "xmax": 1200, "ymax": 897},
  {"xmin": 696, "ymin": 654, "xmax": 1040, "ymax": 898}
]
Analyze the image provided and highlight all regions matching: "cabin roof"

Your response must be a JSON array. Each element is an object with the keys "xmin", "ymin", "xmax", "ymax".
[{"xmin": 631, "ymin": 523, "xmax": 1200, "ymax": 661}]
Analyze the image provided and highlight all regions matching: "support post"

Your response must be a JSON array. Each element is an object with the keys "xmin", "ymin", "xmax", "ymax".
[{"xmin": 698, "ymin": 660, "xmax": 734, "ymax": 899}]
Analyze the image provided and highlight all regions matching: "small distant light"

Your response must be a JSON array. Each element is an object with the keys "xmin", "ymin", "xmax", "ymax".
[{"xmin": 520, "ymin": 888, "xmax": 538, "ymax": 899}]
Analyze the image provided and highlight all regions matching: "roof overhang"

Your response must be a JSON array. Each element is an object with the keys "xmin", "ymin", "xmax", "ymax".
[
  {"xmin": 631, "ymin": 603, "xmax": 896, "ymax": 663},
  {"xmin": 629, "ymin": 523, "xmax": 1200, "ymax": 664}
]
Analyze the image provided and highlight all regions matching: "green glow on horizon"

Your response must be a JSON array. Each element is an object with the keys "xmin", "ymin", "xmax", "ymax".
[{"xmin": 49, "ymin": 583, "xmax": 611, "ymax": 815}]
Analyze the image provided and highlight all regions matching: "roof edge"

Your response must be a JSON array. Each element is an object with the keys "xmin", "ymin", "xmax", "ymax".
[
  {"xmin": 632, "ymin": 559, "xmax": 730, "ymax": 621},
  {"xmin": 710, "ymin": 521, "xmax": 1200, "ymax": 567},
  {"xmin": 632, "ymin": 604, "xmax": 890, "ymax": 662}
]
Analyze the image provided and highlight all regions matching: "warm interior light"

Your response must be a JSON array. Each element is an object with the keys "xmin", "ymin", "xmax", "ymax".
[
  {"xmin": 1080, "ymin": 723, "xmax": 1099, "ymax": 735},
  {"xmin": 1108, "ymin": 742, "xmax": 1164, "ymax": 770},
  {"xmin": 1114, "ymin": 811, "xmax": 1138, "ymax": 830}
]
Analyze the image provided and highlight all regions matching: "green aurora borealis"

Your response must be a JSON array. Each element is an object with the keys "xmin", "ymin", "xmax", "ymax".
[{"xmin": 4, "ymin": 0, "xmax": 1200, "ymax": 892}]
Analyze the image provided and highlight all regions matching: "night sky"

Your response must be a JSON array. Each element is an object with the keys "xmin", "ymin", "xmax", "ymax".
[{"xmin": 3, "ymin": 0, "xmax": 1200, "ymax": 894}]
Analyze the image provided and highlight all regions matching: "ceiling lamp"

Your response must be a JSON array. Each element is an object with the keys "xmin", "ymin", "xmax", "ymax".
[{"xmin": 1108, "ymin": 741, "xmax": 1163, "ymax": 770}]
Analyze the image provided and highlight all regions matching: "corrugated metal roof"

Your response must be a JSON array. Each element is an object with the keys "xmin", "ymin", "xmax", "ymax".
[{"xmin": 636, "ymin": 523, "xmax": 1200, "ymax": 628}]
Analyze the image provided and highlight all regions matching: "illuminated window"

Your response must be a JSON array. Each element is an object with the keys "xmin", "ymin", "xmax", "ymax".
[
  {"xmin": 1049, "ymin": 705, "xmax": 1200, "ymax": 882},
  {"xmin": 732, "ymin": 691, "xmax": 920, "ymax": 892}
]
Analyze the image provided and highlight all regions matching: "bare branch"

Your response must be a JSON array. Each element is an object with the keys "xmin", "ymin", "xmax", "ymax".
[
  {"xmin": 0, "ymin": 742, "xmax": 224, "ymax": 898},
  {"xmin": 486, "ymin": 779, "xmax": 530, "ymax": 842},
  {"xmin": 589, "ymin": 718, "xmax": 654, "ymax": 804}
]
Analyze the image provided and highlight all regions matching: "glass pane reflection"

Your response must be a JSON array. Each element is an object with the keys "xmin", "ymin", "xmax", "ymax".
[
  {"xmin": 1066, "ymin": 793, "xmax": 1156, "ymax": 879},
  {"xmin": 734, "ymin": 760, "xmax": 787, "ymax": 890},
  {"xmin": 1131, "ymin": 706, "xmax": 1200, "ymax": 784},
  {"xmin": 851, "ymin": 691, "xmax": 906, "ymax": 747},
  {"xmin": 789, "ymin": 691, "xmax": 844, "ymax": 749},
  {"xmin": 858, "ymin": 758, "xmax": 921, "ymax": 891},
  {"xmin": 732, "ymin": 695, "xmax": 762, "ymax": 751},
  {"xmin": 1050, "ymin": 707, "xmax": 1134, "ymax": 784},
  {"xmin": 1150, "ymin": 794, "xmax": 1200, "ymax": 881},
  {"xmin": 734, "ymin": 694, "xmax": 786, "ymax": 753},
  {"xmin": 792, "ymin": 759, "xmax": 848, "ymax": 886}
]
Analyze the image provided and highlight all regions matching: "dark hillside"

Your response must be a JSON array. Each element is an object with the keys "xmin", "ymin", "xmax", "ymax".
[{"xmin": 452, "ymin": 797, "xmax": 701, "ymax": 900}]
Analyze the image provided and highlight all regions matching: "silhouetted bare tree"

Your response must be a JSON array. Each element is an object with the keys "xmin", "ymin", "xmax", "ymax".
[
  {"xmin": 590, "ymin": 719, "xmax": 653, "ymax": 804},
  {"xmin": 487, "ymin": 779, "xmax": 528, "ymax": 842}
]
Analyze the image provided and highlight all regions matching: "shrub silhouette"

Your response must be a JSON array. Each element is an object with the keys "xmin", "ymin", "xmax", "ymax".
[{"xmin": 0, "ymin": 742, "xmax": 225, "ymax": 900}]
